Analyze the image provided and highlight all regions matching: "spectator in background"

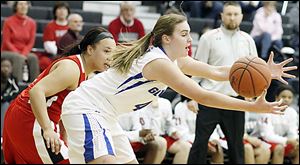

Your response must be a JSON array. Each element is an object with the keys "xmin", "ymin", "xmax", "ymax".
[
  {"xmin": 40, "ymin": 1, "xmax": 70, "ymax": 70},
  {"xmin": 239, "ymin": 1, "xmax": 262, "ymax": 21},
  {"xmin": 137, "ymin": 97, "xmax": 192, "ymax": 164},
  {"xmin": 188, "ymin": 2, "xmax": 258, "ymax": 164},
  {"xmin": 1, "ymin": 58, "xmax": 19, "ymax": 136},
  {"xmin": 250, "ymin": 1, "xmax": 283, "ymax": 61},
  {"xmin": 255, "ymin": 85, "xmax": 299, "ymax": 164},
  {"xmin": 181, "ymin": 1, "xmax": 223, "ymax": 22},
  {"xmin": 287, "ymin": 1, "xmax": 299, "ymax": 53},
  {"xmin": 108, "ymin": 1, "xmax": 145, "ymax": 43},
  {"xmin": 118, "ymin": 112, "xmax": 167, "ymax": 164},
  {"xmin": 1, "ymin": 1, "xmax": 40, "ymax": 82},
  {"xmin": 57, "ymin": 13, "xmax": 84, "ymax": 55}
]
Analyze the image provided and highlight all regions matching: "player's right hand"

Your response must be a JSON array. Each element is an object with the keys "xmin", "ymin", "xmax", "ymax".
[
  {"xmin": 43, "ymin": 128, "xmax": 61, "ymax": 155},
  {"xmin": 254, "ymin": 89, "xmax": 287, "ymax": 114}
]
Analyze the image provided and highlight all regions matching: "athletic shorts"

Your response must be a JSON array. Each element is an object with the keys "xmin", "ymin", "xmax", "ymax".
[{"xmin": 61, "ymin": 113, "xmax": 136, "ymax": 163}]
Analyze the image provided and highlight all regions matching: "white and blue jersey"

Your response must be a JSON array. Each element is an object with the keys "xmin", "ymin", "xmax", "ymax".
[{"xmin": 61, "ymin": 47, "xmax": 171, "ymax": 163}]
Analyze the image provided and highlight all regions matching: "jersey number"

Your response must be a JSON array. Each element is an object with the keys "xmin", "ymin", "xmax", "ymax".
[{"xmin": 46, "ymin": 96, "xmax": 58, "ymax": 107}]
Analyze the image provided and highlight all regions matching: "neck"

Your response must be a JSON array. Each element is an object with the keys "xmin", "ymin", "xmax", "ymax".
[
  {"xmin": 16, "ymin": 13, "xmax": 26, "ymax": 18},
  {"xmin": 160, "ymin": 45, "xmax": 176, "ymax": 61},
  {"xmin": 80, "ymin": 54, "xmax": 93, "ymax": 77},
  {"xmin": 56, "ymin": 19, "xmax": 67, "ymax": 26}
]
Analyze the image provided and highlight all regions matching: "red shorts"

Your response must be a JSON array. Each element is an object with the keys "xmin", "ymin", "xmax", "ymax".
[
  {"xmin": 163, "ymin": 135, "xmax": 177, "ymax": 149},
  {"xmin": 2, "ymin": 99, "xmax": 69, "ymax": 164},
  {"xmin": 130, "ymin": 142, "xmax": 145, "ymax": 152},
  {"xmin": 267, "ymin": 141, "xmax": 294, "ymax": 156}
]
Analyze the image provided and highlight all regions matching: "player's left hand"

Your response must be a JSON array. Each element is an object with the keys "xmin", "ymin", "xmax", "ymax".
[{"xmin": 267, "ymin": 51, "xmax": 297, "ymax": 84}]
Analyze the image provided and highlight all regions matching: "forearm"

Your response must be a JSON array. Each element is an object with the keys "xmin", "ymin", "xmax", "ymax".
[
  {"xmin": 194, "ymin": 88, "xmax": 254, "ymax": 112},
  {"xmin": 29, "ymin": 86, "xmax": 52, "ymax": 130}
]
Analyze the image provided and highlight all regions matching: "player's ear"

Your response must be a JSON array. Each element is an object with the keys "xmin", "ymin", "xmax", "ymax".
[
  {"xmin": 86, "ymin": 45, "xmax": 94, "ymax": 56},
  {"xmin": 162, "ymin": 34, "xmax": 170, "ymax": 44}
]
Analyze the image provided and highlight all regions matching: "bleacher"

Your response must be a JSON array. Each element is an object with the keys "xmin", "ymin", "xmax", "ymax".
[
  {"xmin": 1, "ymin": 1, "xmax": 296, "ymax": 51},
  {"xmin": 1, "ymin": 1, "xmax": 298, "ymax": 164}
]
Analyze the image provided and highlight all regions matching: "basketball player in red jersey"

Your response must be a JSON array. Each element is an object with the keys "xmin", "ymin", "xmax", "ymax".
[{"xmin": 2, "ymin": 27, "xmax": 115, "ymax": 164}]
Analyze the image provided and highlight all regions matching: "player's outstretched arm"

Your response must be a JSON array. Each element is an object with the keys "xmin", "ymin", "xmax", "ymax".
[
  {"xmin": 143, "ymin": 58, "xmax": 286, "ymax": 114},
  {"xmin": 177, "ymin": 54, "xmax": 298, "ymax": 83}
]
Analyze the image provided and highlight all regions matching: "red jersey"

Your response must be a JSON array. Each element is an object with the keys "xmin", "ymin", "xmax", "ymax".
[
  {"xmin": 43, "ymin": 20, "xmax": 69, "ymax": 43},
  {"xmin": 108, "ymin": 17, "xmax": 145, "ymax": 43},
  {"xmin": 18, "ymin": 55, "xmax": 86, "ymax": 123},
  {"xmin": 3, "ymin": 55, "xmax": 85, "ymax": 164}
]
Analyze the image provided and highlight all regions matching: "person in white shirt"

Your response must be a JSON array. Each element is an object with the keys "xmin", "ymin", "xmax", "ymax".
[
  {"xmin": 174, "ymin": 100, "xmax": 224, "ymax": 163},
  {"xmin": 118, "ymin": 111, "xmax": 167, "ymax": 164},
  {"xmin": 255, "ymin": 85, "xmax": 299, "ymax": 164},
  {"xmin": 244, "ymin": 111, "xmax": 271, "ymax": 164},
  {"xmin": 137, "ymin": 97, "xmax": 191, "ymax": 164},
  {"xmin": 60, "ymin": 13, "xmax": 296, "ymax": 164}
]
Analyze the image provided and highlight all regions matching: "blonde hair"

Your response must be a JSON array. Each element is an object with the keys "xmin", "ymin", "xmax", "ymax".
[{"xmin": 111, "ymin": 14, "xmax": 187, "ymax": 74}]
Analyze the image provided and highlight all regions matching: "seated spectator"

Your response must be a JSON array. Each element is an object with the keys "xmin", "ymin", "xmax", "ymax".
[
  {"xmin": 286, "ymin": 1, "xmax": 299, "ymax": 53},
  {"xmin": 137, "ymin": 97, "xmax": 192, "ymax": 164},
  {"xmin": 1, "ymin": 1, "xmax": 40, "ymax": 82},
  {"xmin": 239, "ymin": 1, "xmax": 262, "ymax": 21},
  {"xmin": 244, "ymin": 111, "xmax": 271, "ymax": 164},
  {"xmin": 108, "ymin": 1, "xmax": 145, "ymax": 43},
  {"xmin": 1, "ymin": 58, "xmax": 20, "ymax": 136},
  {"xmin": 57, "ymin": 13, "xmax": 84, "ymax": 55},
  {"xmin": 174, "ymin": 100, "xmax": 224, "ymax": 164},
  {"xmin": 254, "ymin": 85, "xmax": 299, "ymax": 164},
  {"xmin": 181, "ymin": 1, "xmax": 223, "ymax": 20},
  {"xmin": 40, "ymin": 1, "xmax": 70, "ymax": 70},
  {"xmin": 118, "ymin": 111, "xmax": 167, "ymax": 164},
  {"xmin": 250, "ymin": 1, "xmax": 283, "ymax": 61}
]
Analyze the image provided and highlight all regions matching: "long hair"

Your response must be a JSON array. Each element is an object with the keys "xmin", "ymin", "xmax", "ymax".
[{"xmin": 111, "ymin": 14, "xmax": 187, "ymax": 74}]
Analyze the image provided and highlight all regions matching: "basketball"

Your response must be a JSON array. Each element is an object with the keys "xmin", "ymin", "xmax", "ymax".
[{"xmin": 229, "ymin": 56, "xmax": 272, "ymax": 98}]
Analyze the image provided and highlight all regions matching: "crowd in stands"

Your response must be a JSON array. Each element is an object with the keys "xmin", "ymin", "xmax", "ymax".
[{"xmin": 1, "ymin": 1, "xmax": 299, "ymax": 164}]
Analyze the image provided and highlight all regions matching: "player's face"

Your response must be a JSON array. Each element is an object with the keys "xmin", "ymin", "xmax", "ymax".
[
  {"xmin": 221, "ymin": 5, "xmax": 243, "ymax": 30},
  {"xmin": 168, "ymin": 21, "xmax": 192, "ymax": 58},
  {"xmin": 276, "ymin": 89, "xmax": 294, "ymax": 106},
  {"xmin": 92, "ymin": 38, "xmax": 116, "ymax": 72}
]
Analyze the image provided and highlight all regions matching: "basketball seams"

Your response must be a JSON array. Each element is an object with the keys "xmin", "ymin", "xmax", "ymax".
[
  {"xmin": 233, "ymin": 61, "xmax": 270, "ymax": 85},
  {"xmin": 247, "ymin": 69, "xmax": 256, "ymax": 97},
  {"xmin": 237, "ymin": 57, "xmax": 256, "ymax": 94}
]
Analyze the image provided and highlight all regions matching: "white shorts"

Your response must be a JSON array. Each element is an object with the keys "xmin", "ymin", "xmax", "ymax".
[{"xmin": 61, "ymin": 113, "xmax": 136, "ymax": 164}]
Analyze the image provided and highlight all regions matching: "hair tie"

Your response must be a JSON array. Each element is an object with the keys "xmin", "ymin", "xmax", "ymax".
[
  {"xmin": 149, "ymin": 33, "xmax": 155, "ymax": 47},
  {"xmin": 78, "ymin": 44, "xmax": 81, "ymax": 50}
]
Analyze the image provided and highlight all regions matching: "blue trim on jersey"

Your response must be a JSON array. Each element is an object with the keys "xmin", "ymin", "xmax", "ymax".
[
  {"xmin": 159, "ymin": 46, "xmax": 167, "ymax": 55},
  {"xmin": 95, "ymin": 119, "xmax": 115, "ymax": 156},
  {"xmin": 83, "ymin": 114, "xmax": 94, "ymax": 163},
  {"xmin": 117, "ymin": 72, "xmax": 143, "ymax": 89},
  {"xmin": 115, "ymin": 80, "xmax": 152, "ymax": 95}
]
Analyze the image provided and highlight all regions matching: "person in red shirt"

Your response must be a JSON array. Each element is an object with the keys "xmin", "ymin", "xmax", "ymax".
[
  {"xmin": 1, "ymin": 1, "xmax": 40, "ymax": 82},
  {"xmin": 108, "ymin": 1, "xmax": 145, "ymax": 43},
  {"xmin": 39, "ymin": 2, "xmax": 70, "ymax": 71},
  {"xmin": 2, "ymin": 27, "xmax": 116, "ymax": 164}
]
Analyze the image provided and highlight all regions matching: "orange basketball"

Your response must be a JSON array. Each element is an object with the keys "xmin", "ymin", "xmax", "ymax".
[{"xmin": 229, "ymin": 56, "xmax": 272, "ymax": 98}]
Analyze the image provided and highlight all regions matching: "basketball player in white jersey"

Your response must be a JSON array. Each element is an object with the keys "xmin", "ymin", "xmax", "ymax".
[{"xmin": 61, "ymin": 14, "xmax": 297, "ymax": 164}]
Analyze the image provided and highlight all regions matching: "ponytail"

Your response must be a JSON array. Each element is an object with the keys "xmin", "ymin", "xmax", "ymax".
[{"xmin": 111, "ymin": 32, "xmax": 153, "ymax": 74}]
